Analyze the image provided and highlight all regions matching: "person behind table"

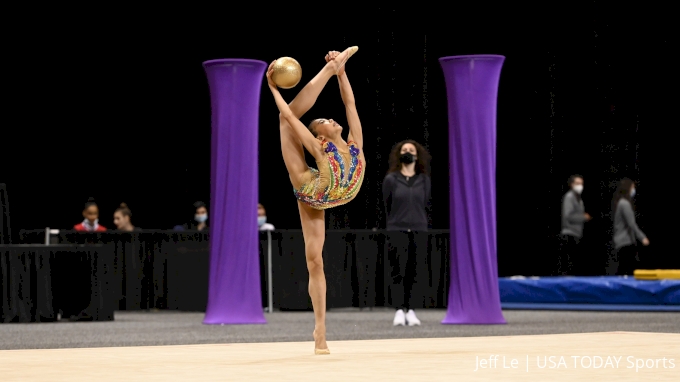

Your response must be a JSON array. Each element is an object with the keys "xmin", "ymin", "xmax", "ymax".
[
  {"xmin": 258, "ymin": 203, "xmax": 275, "ymax": 231},
  {"xmin": 382, "ymin": 139, "xmax": 432, "ymax": 327},
  {"xmin": 558, "ymin": 174, "xmax": 591, "ymax": 275},
  {"xmin": 612, "ymin": 177, "xmax": 649, "ymax": 275},
  {"xmin": 113, "ymin": 202, "xmax": 140, "ymax": 231},
  {"xmin": 181, "ymin": 201, "xmax": 208, "ymax": 231},
  {"xmin": 74, "ymin": 197, "xmax": 107, "ymax": 232}
]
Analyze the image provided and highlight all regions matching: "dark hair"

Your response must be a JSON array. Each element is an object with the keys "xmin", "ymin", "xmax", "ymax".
[
  {"xmin": 307, "ymin": 120, "xmax": 319, "ymax": 137},
  {"xmin": 83, "ymin": 197, "xmax": 97, "ymax": 211},
  {"xmin": 567, "ymin": 174, "xmax": 583, "ymax": 186},
  {"xmin": 388, "ymin": 140, "xmax": 431, "ymax": 175},
  {"xmin": 115, "ymin": 202, "xmax": 132, "ymax": 218},
  {"xmin": 194, "ymin": 201, "xmax": 206, "ymax": 210},
  {"xmin": 612, "ymin": 177, "xmax": 635, "ymax": 216}
]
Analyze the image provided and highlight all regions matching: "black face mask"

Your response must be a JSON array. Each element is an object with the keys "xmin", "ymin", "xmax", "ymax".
[{"xmin": 399, "ymin": 153, "xmax": 415, "ymax": 164}]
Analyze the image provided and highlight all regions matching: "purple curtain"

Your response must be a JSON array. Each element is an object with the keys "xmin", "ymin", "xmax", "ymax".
[
  {"xmin": 202, "ymin": 59, "xmax": 267, "ymax": 324},
  {"xmin": 440, "ymin": 55, "xmax": 506, "ymax": 324}
]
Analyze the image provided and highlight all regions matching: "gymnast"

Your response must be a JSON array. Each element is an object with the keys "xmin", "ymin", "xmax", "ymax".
[{"xmin": 265, "ymin": 46, "xmax": 363, "ymax": 355}]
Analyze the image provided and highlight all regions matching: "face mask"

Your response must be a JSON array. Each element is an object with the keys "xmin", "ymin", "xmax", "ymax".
[
  {"xmin": 630, "ymin": 188, "xmax": 636, "ymax": 197},
  {"xmin": 573, "ymin": 185, "xmax": 583, "ymax": 194},
  {"xmin": 195, "ymin": 214, "xmax": 207, "ymax": 223},
  {"xmin": 258, "ymin": 216, "xmax": 267, "ymax": 227},
  {"xmin": 85, "ymin": 218, "xmax": 98, "ymax": 227},
  {"xmin": 399, "ymin": 152, "xmax": 415, "ymax": 164}
]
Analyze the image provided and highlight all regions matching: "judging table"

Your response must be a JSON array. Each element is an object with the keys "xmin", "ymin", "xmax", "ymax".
[
  {"xmin": 1, "ymin": 244, "xmax": 114, "ymax": 322},
  {"xmin": 4, "ymin": 230, "xmax": 451, "ymax": 318}
]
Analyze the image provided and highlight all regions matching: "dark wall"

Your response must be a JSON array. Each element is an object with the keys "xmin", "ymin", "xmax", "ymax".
[{"xmin": 2, "ymin": 7, "xmax": 674, "ymax": 274}]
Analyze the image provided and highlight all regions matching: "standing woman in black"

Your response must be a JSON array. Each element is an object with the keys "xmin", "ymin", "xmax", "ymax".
[{"xmin": 382, "ymin": 140, "xmax": 431, "ymax": 326}]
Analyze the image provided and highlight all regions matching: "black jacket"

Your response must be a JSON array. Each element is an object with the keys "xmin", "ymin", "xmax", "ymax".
[{"xmin": 382, "ymin": 172, "xmax": 431, "ymax": 231}]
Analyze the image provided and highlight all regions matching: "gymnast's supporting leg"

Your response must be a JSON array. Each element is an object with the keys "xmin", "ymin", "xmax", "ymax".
[{"xmin": 298, "ymin": 201, "xmax": 329, "ymax": 353}]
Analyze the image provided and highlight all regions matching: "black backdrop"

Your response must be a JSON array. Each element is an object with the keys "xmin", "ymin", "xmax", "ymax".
[{"xmin": 2, "ymin": 7, "xmax": 676, "ymax": 276}]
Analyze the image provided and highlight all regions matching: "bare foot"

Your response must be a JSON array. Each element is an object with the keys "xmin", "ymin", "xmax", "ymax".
[{"xmin": 313, "ymin": 327, "xmax": 328, "ymax": 350}]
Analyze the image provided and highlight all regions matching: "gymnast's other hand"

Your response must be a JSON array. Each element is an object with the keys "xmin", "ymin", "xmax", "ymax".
[
  {"xmin": 325, "ymin": 50, "xmax": 344, "ymax": 76},
  {"xmin": 325, "ymin": 51, "xmax": 340, "ymax": 62},
  {"xmin": 584, "ymin": 213, "xmax": 592, "ymax": 221},
  {"xmin": 266, "ymin": 60, "xmax": 277, "ymax": 89},
  {"xmin": 642, "ymin": 238, "xmax": 649, "ymax": 246}
]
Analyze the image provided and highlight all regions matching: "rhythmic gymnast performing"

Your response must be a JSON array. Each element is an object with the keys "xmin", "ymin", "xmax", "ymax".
[{"xmin": 265, "ymin": 46, "xmax": 363, "ymax": 355}]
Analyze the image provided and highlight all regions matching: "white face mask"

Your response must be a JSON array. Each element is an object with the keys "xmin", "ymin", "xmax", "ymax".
[
  {"xmin": 573, "ymin": 185, "xmax": 583, "ymax": 194},
  {"xmin": 631, "ymin": 188, "xmax": 636, "ymax": 197}
]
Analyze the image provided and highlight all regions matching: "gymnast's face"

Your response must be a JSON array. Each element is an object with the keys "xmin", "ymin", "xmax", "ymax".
[{"xmin": 313, "ymin": 118, "xmax": 342, "ymax": 138}]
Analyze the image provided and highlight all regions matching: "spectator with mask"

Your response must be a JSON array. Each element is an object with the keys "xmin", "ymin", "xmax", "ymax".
[
  {"xmin": 176, "ymin": 201, "xmax": 208, "ymax": 231},
  {"xmin": 612, "ymin": 178, "xmax": 649, "ymax": 275},
  {"xmin": 382, "ymin": 139, "xmax": 432, "ymax": 327},
  {"xmin": 558, "ymin": 174, "xmax": 591, "ymax": 275},
  {"xmin": 258, "ymin": 203, "xmax": 275, "ymax": 231},
  {"xmin": 113, "ymin": 203, "xmax": 140, "ymax": 231},
  {"xmin": 74, "ymin": 197, "xmax": 107, "ymax": 232}
]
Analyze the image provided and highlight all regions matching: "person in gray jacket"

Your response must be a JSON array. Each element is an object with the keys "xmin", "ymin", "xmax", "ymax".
[
  {"xmin": 558, "ymin": 174, "xmax": 592, "ymax": 275},
  {"xmin": 612, "ymin": 178, "xmax": 649, "ymax": 275}
]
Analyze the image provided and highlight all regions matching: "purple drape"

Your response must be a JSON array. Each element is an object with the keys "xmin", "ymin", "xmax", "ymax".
[
  {"xmin": 440, "ymin": 55, "xmax": 506, "ymax": 324},
  {"xmin": 202, "ymin": 59, "xmax": 267, "ymax": 324}
]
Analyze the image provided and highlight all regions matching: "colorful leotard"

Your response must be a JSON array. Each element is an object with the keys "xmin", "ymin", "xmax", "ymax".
[{"xmin": 294, "ymin": 139, "xmax": 365, "ymax": 210}]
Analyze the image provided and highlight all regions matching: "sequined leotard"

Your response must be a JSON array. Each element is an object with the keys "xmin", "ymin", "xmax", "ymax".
[{"xmin": 294, "ymin": 139, "xmax": 365, "ymax": 210}]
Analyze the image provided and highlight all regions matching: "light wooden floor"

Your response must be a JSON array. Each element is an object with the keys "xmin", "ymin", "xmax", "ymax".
[{"xmin": 1, "ymin": 332, "xmax": 678, "ymax": 381}]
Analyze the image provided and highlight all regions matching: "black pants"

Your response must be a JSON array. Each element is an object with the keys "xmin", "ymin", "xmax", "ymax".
[
  {"xmin": 557, "ymin": 234, "xmax": 580, "ymax": 275},
  {"xmin": 615, "ymin": 245, "xmax": 639, "ymax": 275},
  {"xmin": 387, "ymin": 231, "xmax": 426, "ymax": 310}
]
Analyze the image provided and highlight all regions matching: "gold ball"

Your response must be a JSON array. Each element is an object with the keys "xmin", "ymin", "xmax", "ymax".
[{"xmin": 272, "ymin": 57, "xmax": 301, "ymax": 89}]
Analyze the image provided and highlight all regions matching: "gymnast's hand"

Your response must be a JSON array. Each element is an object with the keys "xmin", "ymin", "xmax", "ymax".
[
  {"xmin": 325, "ymin": 50, "xmax": 345, "ymax": 76},
  {"xmin": 266, "ymin": 60, "xmax": 277, "ymax": 89},
  {"xmin": 642, "ymin": 238, "xmax": 649, "ymax": 246}
]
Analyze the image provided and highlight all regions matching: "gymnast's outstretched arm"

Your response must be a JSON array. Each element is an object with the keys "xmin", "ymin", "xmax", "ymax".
[
  {"xmin": 266, "ymin": 61, "xmax": 323, "ymax": 159},
  {"xmin": 337, "ymin": 71, "xmax": 363, "ymax": 150}
]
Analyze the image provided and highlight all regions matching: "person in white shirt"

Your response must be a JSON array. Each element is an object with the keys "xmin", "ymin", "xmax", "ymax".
[{"xmin": 258, "ymin": 203, "xmax": 275, "ymax": 231}]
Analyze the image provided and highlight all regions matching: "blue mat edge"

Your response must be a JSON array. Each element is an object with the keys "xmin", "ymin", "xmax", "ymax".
[
  {"xmin": 498, "ymin": 276, "xmax": 680, "ymax": 305},
  {"xmin": 501, "ymin": 303, "xmax": 680, "ymax": 311}
]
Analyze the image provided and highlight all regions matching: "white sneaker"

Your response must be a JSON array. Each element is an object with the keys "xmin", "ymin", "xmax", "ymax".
[
  {"xmin": 393, "ymin": 309, "xmax": 406, "ymax": 326},
  {"xmin": 406, "ymin": 309, "xmax": 421, "ymax": 326}
]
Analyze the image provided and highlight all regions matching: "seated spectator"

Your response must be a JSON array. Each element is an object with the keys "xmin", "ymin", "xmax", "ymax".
[
  {"xmin": 258, "ymin": 203, "xmax": 275, "ymax": 231},
  {"xmin": 177, "ymin": 201, "xmax": 208, "ymax": 231},
  {"xmin": 74, "ymin": 197, "xmax": 106, "ymax": 232},
  {"xmin": 113, "ymin": 203, "xmax": 140, "ymax": 231}
]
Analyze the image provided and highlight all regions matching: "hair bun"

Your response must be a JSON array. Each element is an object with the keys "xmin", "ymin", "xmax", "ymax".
[
  {"xmin": 120, "ymin": 202, "xmax": 128, "ymax": 208},
  {"xmin": 87, "ymin": 197, "xmax": 96, "ymax": 202}
]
